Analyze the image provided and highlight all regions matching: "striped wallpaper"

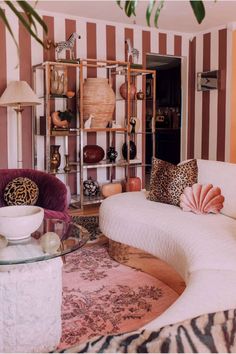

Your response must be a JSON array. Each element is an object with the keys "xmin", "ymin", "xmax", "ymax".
[
  {"xmin": 188, "ymin": 27, "xmax": 233, "ymax": 162},
  {"xmin": 0, "ymin": 7, "xmax": 235, "ymax": 194}
]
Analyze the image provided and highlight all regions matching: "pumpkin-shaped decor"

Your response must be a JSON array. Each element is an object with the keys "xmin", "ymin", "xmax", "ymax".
[
  {"xmin": 83, "ymin": 177, "xmax": 100, "ymax": 196},
  {"xmin": 180, "ymin": 183, "xmax": 224, "ymax": 214},
  {"xmin": 122, "ymin": 141, "xmax": 137, "ymax": 160},
  {"xmin": 119, "ymin": 82, "xmax": 136, "ymax": 100},
  {"xmin": 83, "ymin": 145, "xmax": 105, "ymax": 164},
  {"xmin": 101, "ymin": 182, "xmax": 122, "ymax": 198}
]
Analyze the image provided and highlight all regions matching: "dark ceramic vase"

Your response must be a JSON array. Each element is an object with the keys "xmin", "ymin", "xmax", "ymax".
[
  {"xmin": 107, "ymin": 147, "xmax": 118, "ymax": 162},
  {"xmin": 122, "ymin": 141, "xmax": 137, "ymax": 160},
  {"xmin": 83, "ymin": 145, "xmax": 105, "ymax": 163}
]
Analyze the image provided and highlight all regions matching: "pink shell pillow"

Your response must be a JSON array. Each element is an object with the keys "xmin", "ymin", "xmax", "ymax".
[{"xmin": 180, "ymin": 183, "xmax": 224, "ymax": 214}]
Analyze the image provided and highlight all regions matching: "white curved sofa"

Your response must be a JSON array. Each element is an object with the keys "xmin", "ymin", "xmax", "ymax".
[{"xmin": 99, "ymin": 159, "xmax": 236, "ymax": 331}]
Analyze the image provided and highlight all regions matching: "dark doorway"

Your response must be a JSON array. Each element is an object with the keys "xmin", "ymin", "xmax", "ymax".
[{"xmin": 146, "ymin": 54, "xmax": 182, "ymax": 172}]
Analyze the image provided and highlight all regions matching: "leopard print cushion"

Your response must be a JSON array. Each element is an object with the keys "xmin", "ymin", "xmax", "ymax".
[
  {"xmin": 4, "ymin": 177, "xmax": 39, "ymax": 206},
  {"xmin": 147, "ymin": 158, "xmax": 198, "ymax": 206}
]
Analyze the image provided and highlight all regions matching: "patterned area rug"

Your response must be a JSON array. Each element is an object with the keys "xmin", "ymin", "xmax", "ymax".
[
  {"xmin": 57, "ymin": 241, "xmax": 179, "ymax": 351},
  {"xmin": 72, "ymin": 215, "xmax": 100, "ymax": 240}
]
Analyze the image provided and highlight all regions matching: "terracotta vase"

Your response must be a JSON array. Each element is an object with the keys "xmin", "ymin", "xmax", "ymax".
[
  {"xmin": 119, "ymin": 82, "xmax": 136, "ymax": 100},
  {"xmin": 83, "ymin": 145, "xmax": 105, "ymax": 163},
  {"xmin": 83, "ymin": 78, "xmax": 115, "ymax": 128},
  {"xmin": 126, "ymin": 177, "xmax": 141, "ymax": 192}
]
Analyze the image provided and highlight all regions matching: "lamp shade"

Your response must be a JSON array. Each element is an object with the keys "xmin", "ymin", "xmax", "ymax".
[{"xmin": 0, "ymin": 81, "xmax": 40, "ymax": 107}]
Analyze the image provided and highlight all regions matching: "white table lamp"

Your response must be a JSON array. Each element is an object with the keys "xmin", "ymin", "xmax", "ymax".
[{"xmin": 0, "ymin": 81, "xmax": 40, "ymax": 168}]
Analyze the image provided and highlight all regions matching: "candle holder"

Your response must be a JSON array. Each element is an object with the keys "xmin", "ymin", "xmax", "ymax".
[{"xmin": 64, "ymin": 154, "xmax": 71, "ymax": 173}]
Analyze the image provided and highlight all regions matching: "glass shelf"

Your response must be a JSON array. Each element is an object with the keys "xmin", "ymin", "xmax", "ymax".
[
  {"xmin": 82, "ymin": 127, "xmax": 127, "ymax": 133},
  {"xmin": 39, "ymin": 94, "xmax": 76, "ymax": 99}
]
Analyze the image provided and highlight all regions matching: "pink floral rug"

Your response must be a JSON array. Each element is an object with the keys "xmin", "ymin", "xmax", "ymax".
[{"xmin": 58, "ymin": 241, "xmax": 179, "ymax": 350}]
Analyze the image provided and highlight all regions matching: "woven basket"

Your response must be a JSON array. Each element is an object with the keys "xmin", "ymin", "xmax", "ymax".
[{"xmin": 83, "ymin": 78, "xmax": 115, "ymax": 128}]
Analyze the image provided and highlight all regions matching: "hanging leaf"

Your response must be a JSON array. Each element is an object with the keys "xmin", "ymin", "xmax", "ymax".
[
  {"xmin": 124, "ymin": 0, "xmax": 138, "ymax": 17},
  {"xmin": 154, "ymin": 0, "xmax": 165, "ymax": 27},
  {"xmin": 4, "ymin": 1, "xmax": 46, "ymax": 46},
  {"xmin": 0, "ymin": 7, "xmax": 19, "ymax": 53},
  {"xmin": 146, "ymin": 0, "xmax": 156, "ymax": 27},
  {"xmin": 116, "ymin": 0, "xmax": 122, "ymax": 9},
  {"xmin": 16, "ymin": 1, "xmax": 48, "ymax": 35},
  {"xmin": 190, "ymin": 0, "xmax": 205, "ymax": 24},
  {"xmin": 117, "ymin": 0, "xmax": 206, "ymax": 26}
]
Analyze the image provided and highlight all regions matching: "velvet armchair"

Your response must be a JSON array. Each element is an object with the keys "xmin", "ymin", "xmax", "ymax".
[{"xmin": 0, "ymin": 169, "xmax": 71, "ymax": 222}]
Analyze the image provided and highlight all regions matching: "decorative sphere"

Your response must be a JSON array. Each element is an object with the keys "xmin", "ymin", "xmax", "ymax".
[
  {"xmin": 119, "ymin": 82, "xmax": 136, "ymax": 100},
  {"xmin": 40, "ymin": 232, "xmax": 61, "ymax": 254},
  {"xmin": 0, "ymin": 235, "xmax": 8, "ymax": 249}
]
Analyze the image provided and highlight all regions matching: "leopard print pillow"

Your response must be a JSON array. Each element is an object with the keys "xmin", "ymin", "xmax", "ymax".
[
  {"xmin": 4, "ymin": 177, "xmax": 39, "ymax": 206},
  {"xmin": 147, "ymin": 158, "xmax": 198, "ymax": 206}
]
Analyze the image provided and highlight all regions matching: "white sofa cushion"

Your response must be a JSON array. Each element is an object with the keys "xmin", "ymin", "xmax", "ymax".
[{"xmin": 197, "ymin": 159, "xmax": 236, "ymax": 219}]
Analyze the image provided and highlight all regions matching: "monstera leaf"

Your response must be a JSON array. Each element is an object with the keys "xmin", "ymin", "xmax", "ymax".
[
  {"xmin": 117, "ymin": 0, "xmax": 206, "ymax": 27},
  {"xmin": 0, "ymin": 0, "xmax": 47, "ymax": 51}
]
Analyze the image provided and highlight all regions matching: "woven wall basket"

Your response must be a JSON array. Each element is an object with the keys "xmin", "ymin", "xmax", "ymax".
[{"xmin": 83, "ymin": 78, "xmax": 115, "ymax": 128}]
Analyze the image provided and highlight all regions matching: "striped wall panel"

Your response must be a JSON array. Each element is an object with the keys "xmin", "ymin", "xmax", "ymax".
[
  {"xmin": 0, "ymin": 13, "xmax": 8, "ymax": 168},
  {"xmin": 187, "ymin": 27, "xmax": 229, "ymax": 162},
  {"xmin": 0, "ymin": 8, "xmax": 234, "ymax": 196}
]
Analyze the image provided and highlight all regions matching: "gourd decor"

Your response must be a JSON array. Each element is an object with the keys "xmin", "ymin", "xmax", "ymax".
[{"xmin": 101, "ymin": 182, "xmax": 122, "ymax": 198}]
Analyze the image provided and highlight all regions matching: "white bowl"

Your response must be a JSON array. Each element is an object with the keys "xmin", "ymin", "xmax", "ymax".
[{"xmin": 0, "ymin": 205, "xmax": 44, "ymax": 241}]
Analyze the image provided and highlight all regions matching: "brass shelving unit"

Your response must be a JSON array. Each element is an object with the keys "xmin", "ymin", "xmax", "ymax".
[{"xmin": 32, "ymin": 59, "xmax": 156, "ymax": 209}]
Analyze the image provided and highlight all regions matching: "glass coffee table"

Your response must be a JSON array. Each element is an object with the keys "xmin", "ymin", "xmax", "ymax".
[{"xmin": 0, "ymin": 219, "xmax": 90, "ymax": 353}]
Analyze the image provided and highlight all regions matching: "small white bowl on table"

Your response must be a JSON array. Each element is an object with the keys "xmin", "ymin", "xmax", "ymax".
[{"xmin": 0, "ymin": 205, "xmax": 44, "ymax": 241}]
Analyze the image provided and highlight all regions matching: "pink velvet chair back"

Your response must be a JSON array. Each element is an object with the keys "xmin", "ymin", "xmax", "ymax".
[{"xmin": 0, "ymin": 169, "xmax": 70, "ymax": 222}]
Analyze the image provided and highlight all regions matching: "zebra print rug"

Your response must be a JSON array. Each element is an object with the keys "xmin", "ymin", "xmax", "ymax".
[{"xmin": 59, "ymin": 308, "xmax": 236, "ymax": 353}]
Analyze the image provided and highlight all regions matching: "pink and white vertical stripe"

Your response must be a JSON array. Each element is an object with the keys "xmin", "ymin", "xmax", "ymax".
[{"xmin": 0, "ymin": 8, "xmax": 233, "ymax": 196}]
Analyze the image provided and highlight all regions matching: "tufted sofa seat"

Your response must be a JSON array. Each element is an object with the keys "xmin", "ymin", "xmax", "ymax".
[
  {"xmin": 99, "ymin": 159, "xmax": 236, "ymax": 330},
  {"xmin": 0, "ymin": 169, "xmax": 70, "ymax": 222}
]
